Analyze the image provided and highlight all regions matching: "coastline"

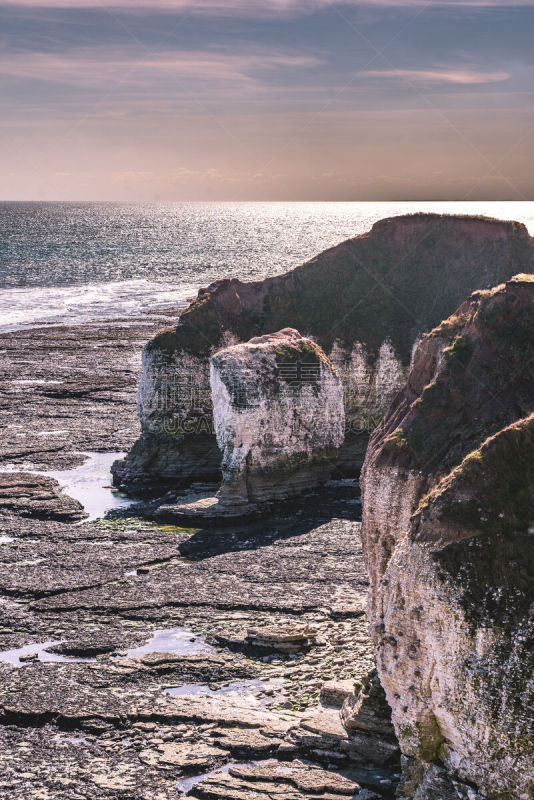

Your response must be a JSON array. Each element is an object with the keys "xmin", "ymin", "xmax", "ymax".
[{"xmin": 0, "ymin": 312, "xmax": 395, "ymax": 798}]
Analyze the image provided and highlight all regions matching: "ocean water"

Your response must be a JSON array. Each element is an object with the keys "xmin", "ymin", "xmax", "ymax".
[{"xmin": 1, "ymin": 201, "xmax": 533, "ymax": 333}]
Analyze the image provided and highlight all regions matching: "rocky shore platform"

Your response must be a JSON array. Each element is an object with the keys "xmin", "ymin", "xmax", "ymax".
[{"xmin": 0, "ymin": 317, "xmax": 399, "ymax": 799}]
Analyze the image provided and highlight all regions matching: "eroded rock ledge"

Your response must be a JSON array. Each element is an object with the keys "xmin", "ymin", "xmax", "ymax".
[
  {"xmin": 360, "ymin": 275, "xmax": 534, "ymax": 800},
  {"xmin": 0, "ymin": 472, "xmax": 87, "ymax": 523},
  {"xmin": 112, "ymin": 214, "xmax": 534, "ymax": 496}
]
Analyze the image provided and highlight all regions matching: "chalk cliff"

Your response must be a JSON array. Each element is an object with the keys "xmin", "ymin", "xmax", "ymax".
[
  {"xmin": 360, "ymin": 275, "xmax": 534, "ymax": 799},
  {"xmin": 211, "ymin": 328, "xmax": 345, "ymax": 507},
  {"xmin": 112, "ymin": 214, "xmax": 533, "ymax": 495}
]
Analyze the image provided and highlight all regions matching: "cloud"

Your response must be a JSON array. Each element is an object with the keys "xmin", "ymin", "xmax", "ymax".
[
  {"xmin": 362, "ymin": 68, "xmax": 511, "ymax": 84},
  {"xmin": 170, "ymin": 167, "xmax": 277, "ymax": 185},
  {"xmin": 4, "ymin": 0, "xmax": 534, "ymax": 10},
  {"xmin": 112, "ymin": 170, "xmax": 154, "ymax": 183},
  {"xmin": 0, "ymin": 47, "xmax": 320, "ymax": 89}
]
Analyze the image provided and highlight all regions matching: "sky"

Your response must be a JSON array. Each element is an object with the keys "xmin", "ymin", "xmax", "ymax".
[{"xmin": 1, "ymin": 0, "xmax": 533, "ymax": 200}]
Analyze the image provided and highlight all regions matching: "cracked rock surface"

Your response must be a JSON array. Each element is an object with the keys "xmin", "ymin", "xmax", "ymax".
[
  {"xmin": 0, "ymin": 320, "xmax": 399, "ymax": 799},
  {"xmin": 0, "ymin": 472, "xmax": 87, "ymax": 523}
]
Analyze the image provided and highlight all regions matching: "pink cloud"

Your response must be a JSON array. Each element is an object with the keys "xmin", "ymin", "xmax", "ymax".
[
  {"xmin": 0, "ymin": 47, "xmax": 321, "ymax": 88},
  {"xmin": 362, "ymin": 68, "xmax": 511, "ymax": 84},
  {"xmin": 5, "ymin": 0, "xmax": 534, "ymax": 9}
]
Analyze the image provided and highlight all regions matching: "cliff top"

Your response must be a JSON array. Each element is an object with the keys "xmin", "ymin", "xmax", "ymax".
[
  {"xmin": 150, "ymin": 213, "xmax": 533, "ymax": 362},
  {"xmin": 212, "ymin": 327, "xmax": 332, "ymax": 370},
  {"xmin": 369, "ymin": 274, "xmax": 534, "ymax": 543}
]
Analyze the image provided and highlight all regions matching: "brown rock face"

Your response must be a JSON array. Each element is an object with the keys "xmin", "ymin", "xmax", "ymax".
[
  {"xmin": 113, "ymin": 214, "xmax": 534, "ymax": 495},
  {"xmin": 341, "ymin": 668, "xmax": 396, "ymax": 739},
  {"xmin": 360, "ymin": 275, "xmax": 534, "ymax": 799}
]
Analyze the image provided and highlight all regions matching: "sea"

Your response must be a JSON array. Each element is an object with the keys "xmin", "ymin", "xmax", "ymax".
[{"xmin": 1, "ymin": 200, "xmax": 533, "ymax": 334}]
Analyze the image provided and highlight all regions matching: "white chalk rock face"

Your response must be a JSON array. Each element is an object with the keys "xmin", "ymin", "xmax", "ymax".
[
  {"xmin": 360, "ymin": 278, "xmax": 534, "ymax": 800},
  {"xmin": 210, "ymin": 328, "xmax": 345, "ymax": 506},
  {"xmin": 114, "ymin": 214, "xmax": 534, "ymax": 496}
]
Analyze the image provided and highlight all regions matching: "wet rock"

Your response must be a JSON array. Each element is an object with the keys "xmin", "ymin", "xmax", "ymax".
[
  {"xmin": 18, "ymin": 651, "xmax": 38, "ymax": 663},
  {"xmin": 113, "ymin": 214, "xmax": 534, "ymax": 494},
  {"xmin": 361, "ymin": 275, "xmax": 534, "ymax": 799},
  {"xmin": 0, "ymin": 472, "xmax": 87, "ymax": 522},
  {"xmin": 47, "ymin": 640, "xmax": 118, "ymax": 658}
]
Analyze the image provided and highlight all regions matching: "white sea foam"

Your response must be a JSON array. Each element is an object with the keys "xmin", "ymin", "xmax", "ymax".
[{"xmin": 0, "ymin": 279, "xmax": 200, "ymax": 334}]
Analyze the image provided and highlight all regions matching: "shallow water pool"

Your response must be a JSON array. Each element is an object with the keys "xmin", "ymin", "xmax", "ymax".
[
  {"xmin": 124, "ymin": 627, "xmax": 214, "ymax": 658},
  {"xmin": 164, "ymin": 678, "xmax": 285, "ymax": 706},
  {"xmin": 47, "ymin": 452, "xmax": 135, "ymax": 521},
  {"xmin": 0, "ymin": 452, "xmax": 135, "ymax": 522},
  {"xmin": 0, "ymin": 640, "xmax": 97, "ymax": 667}
]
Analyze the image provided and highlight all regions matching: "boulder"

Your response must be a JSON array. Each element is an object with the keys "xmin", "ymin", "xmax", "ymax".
[
  {"xmin": 113, "ymin": 214, "xmax": 534, "ymax": 496},
  {"xmin": 319, "ymin": 680, "xmax": 356, "ymax": 709},
  {"xmin": 211, "ymin": 329, "xmax": 345, "ymax": 507},
  {"xmin": 360, "ymin": 275, "xmax": 534, "ymax": 799}
]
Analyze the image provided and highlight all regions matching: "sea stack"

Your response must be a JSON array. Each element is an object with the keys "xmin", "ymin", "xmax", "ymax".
[
  {"xmin": 211, "ymin": 328, "xmax": 345, "ymax": 508},
  {"xmin": 360, "ymin": 275, "xmax": 534, "ymax": 799}
]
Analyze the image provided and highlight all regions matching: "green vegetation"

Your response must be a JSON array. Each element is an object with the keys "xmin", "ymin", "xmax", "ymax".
[
  {"xmin": 418, "ymin": 413, "xmax": 534, "ymax": 537},
  {"xmin": 442, "ymin": 335, "xmax": 473, "ymax": 370},
  {"xmin": 384, "ymin": 280, "xmax": 534, "ymax": 475},
  {"xmin": 94, "ymin": 516, "xmax": 199, "ymax": 536}
]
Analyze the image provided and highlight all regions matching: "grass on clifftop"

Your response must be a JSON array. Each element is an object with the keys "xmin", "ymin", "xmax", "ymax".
[
  {"xmin": 384, "ymin": 277, "xmax": 534, "ymax": 476},
  {"xmin": 150, "ymin": 218, "xmax": 533, "ymax": 365},
  {"xmin": 416, "ymin": 413, "xmax": 534, "ymax": 537}
]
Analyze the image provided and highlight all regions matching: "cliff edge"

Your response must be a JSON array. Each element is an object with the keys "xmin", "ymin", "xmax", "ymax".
[
  {"xmin": 113, "ymin": 214, "xmax": 533, "ymax": 496},
  {"xmin": 360, "ymin": 275, "xmax": 534, "ymax": 799}
]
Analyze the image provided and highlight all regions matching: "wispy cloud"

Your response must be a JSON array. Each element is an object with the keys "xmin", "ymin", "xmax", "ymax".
[
  {"xmin": 0, "ymin": 47, "xmax": 321, "ymax": 89},
  {"xmin": 5, "ymin": 0, "xmax": 534, "ymax": 10},
  {"xmin": 362, "ymin": 68, "xmax": 511, "ymax": 84},
  {"xmin": 3, "ymin": 0, "xmax": 533, "ymax": 201}
]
